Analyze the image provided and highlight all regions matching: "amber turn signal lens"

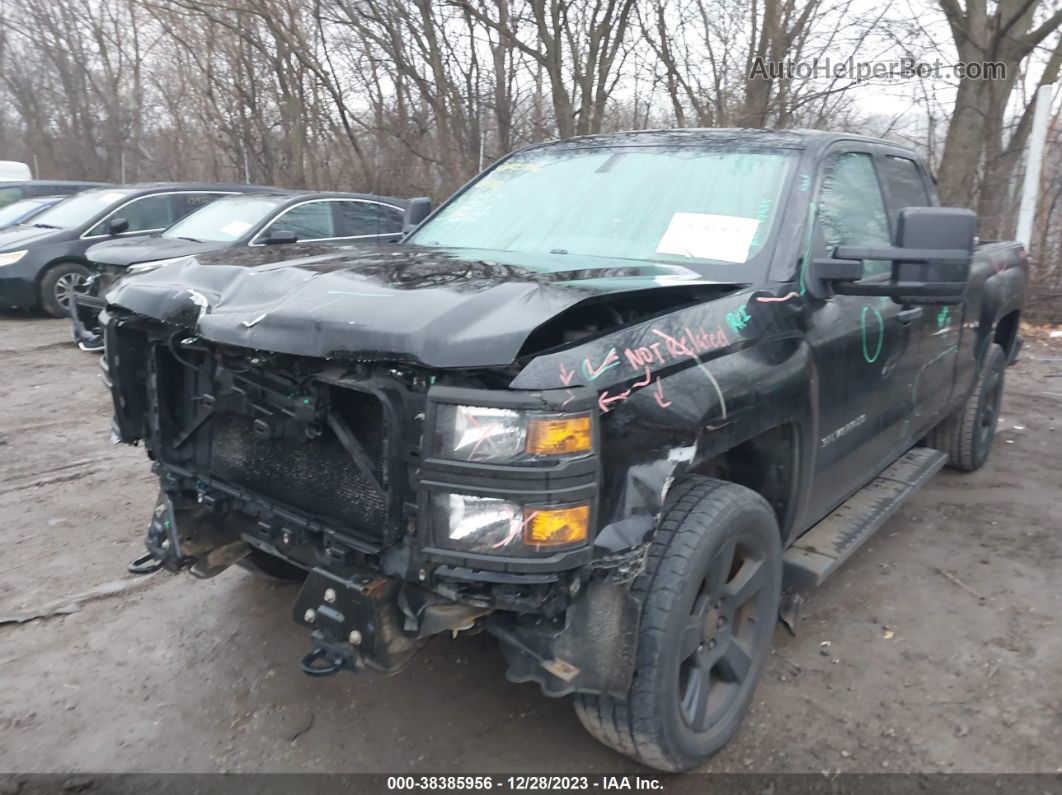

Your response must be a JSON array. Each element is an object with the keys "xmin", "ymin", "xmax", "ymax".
[
  {"xmin": 526, "ymin": 414, "xmax": 592, "ymax": 456},
  {"xmin": 523, "ymin": 504, "xmax": 590, "ymax": 548}
]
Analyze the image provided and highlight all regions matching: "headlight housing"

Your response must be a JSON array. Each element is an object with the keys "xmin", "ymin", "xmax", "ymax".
[
  {"xmin": 0, "ymin": 250, "xmax": 27, "ymax": 267},
  {"xmin": 126, "ymin": 255, "xmax": 191, "ymax": 275},
  {"xmin": 432, "ymin": 493, "xmax": 590, "ymax": 555},
  {"xmin": 434, "ymin": 404, "xmax": 593, "ymax": 464}
]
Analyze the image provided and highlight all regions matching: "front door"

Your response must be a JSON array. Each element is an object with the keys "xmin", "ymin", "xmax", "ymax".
[{"xmin": 803, "ymin": 146, "xmax": 923, "ymax": 522}]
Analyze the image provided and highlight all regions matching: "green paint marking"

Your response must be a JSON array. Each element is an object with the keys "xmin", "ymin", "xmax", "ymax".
[
  {"xmin": 726, "ymin": 305, "xmax": 752, "ymax": 333},
  {"xmin": 749, "ymin": 198, "xmax": 773, "ymax": 248},
  {"xmin": 798, "ymin": 201, "xmax": 817, "ymax": 296},
  {"xmin": 936, "ymin": 307, "xmax": 950, "ymax": 329},
  {"xmin": 861, "ymin": 306, "xmax": 884, "ymax": 363}
]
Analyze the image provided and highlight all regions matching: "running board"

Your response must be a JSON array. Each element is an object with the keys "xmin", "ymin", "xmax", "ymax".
[{"xmin": 783, "ymin": 447, "xmax": 947, "ymax": 589}]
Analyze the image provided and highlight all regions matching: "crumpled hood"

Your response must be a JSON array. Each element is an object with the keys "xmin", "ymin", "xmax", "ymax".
[
  {"xmin": 87, "ymin": 236, "xmax": 226, "ymax": 267},
  {"xmin": 105, "ymin": 244, "xmax": 731, "ymax": 368}
]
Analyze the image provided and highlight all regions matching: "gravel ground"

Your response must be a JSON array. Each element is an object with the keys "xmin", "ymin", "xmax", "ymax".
[{"xmin": 1, "ymin": 312, "xmax": 1060, "ymax": 776}]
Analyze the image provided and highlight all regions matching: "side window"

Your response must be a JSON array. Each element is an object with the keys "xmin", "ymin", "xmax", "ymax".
[
  {"xmin": 879, "ymin": 156, "xmax": 931, "ymax": 224},
  {"xmin": 381, "ymin": 204, "xmax": 405, "ymax": 233},
  {"xmin": 335, "ymin": 201, "xmax": 382, "ymax": 237},
  {"xmin": 818, "ymin": 152, "xmax": 891, "ymax": 279},
  {"xmin": 91, "ymin": 194, "xmax": 174, "ymax": 235},
  {"xmin": 267, "ymin": 201, "xmax": 335, "ymax": 240},
  {"xmin": 0, "ymin": 187, "xmax": 23, "ymax": 208},
  {"xmin": 171, "ymin": 192, "xmax": 224, "ymax": 222}
]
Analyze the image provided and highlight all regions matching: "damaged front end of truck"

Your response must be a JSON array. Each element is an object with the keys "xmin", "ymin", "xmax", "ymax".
[{"xmin": 101, "ymin": 247, "xmax": 742, "ymax": 696}]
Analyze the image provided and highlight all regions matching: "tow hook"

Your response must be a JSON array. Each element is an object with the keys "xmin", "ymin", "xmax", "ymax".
[
  {"xmin": 301, "ymin": 639, "xmax": 358, "ymax": 677},
  {"xmin": 293, "ymin": 569, "xmax": 426, "ymax": 677},
  {"xmin": 127, "ymin": 492, "xmax": 193, "ymax": 575}
]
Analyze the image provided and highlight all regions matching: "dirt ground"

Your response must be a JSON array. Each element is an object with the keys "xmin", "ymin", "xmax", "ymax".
[{"xmin": 1, "ymin": 312, "xmax": 1060, "ymax": 777}]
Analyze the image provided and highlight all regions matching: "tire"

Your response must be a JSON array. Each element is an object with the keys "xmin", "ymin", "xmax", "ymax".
[
  {"xmin": 925, "ymin": 342, "xmax": 1006, "ymax": 472},
  {"xmin": 574, "ymin": 477, "xmax": 782, "ymax": 772},
  {"xmin": 39, "ymin": 262, "xmax": 89, "ymax": 318},
  {"xmin": 237, "ymin": 548, "xmax": 307, "ymax": 583}
]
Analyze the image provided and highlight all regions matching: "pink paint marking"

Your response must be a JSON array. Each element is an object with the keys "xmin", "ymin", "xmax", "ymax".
[
  {"xmin": 492, "ymin": 509, "xmax": 538, "ymax": 549},
  {"xmin": 584, "ymin": 349, "xmax": 620, "ymax": 380},
  {"xmin": 559, "ymin": 362, "xmax": 576, "ymax": 386},
  {"xmin": 598, "ymin": 388, "xmax": 632, "ymax": 414},
  {"xmin": 755, "ymin": 291, "xmax": 800, "ymax": 303},
  {"xmin": 632, "ymin": 366, "xmax": 652, "ymax": 389},
  {"xmin": 654, "ymin": 378, "xmax": 671, "ymax": 408}
]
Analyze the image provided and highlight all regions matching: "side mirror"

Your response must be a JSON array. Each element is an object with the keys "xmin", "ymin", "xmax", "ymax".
[
  {"xmin": 811, "ymin": 207, "xmax": 975, "ymax": 304},
  {"xmin": 403, "ymin": 197, "xmax": 432, "ymax": 234},
  {"xmin": 107, "ymin": 217, "xmax": 129, "ymax": 235},
  {"xmin": 264, "ymin": 229, "xmax": 298, "ymax": 245}
]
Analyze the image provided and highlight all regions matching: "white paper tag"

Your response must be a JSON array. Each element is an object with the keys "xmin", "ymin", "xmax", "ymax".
[
  {"xmin": 655, "ymin": 213, "xmax": 760, "ymax": 264},
  {"xmin": 221, "ymin": 219, "xmax": 252, "ymax": 237}
]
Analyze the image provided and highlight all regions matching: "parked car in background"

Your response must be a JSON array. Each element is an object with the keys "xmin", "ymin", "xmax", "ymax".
[
  {"xmin": 0, "ymin": 180, "xmax": 110, "ymax": 208},
  {"xmin": 0, "ymin": 182, "xmax": 269, "ymax": 317},
  {"xmin": 0, "ymin": 195, "xmax": 65, "ymax": 228},
  {"xmin": 71, "ymin": 190, "xmax": 408, "ymax": 349},
  {"xmin": 0, "ymin": 161, "xmax": 33, "ymax": 181}
]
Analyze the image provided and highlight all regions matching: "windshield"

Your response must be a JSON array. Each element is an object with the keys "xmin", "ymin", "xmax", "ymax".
[
  {"xmin": 0, "ymin": 197, "xmax": 53, "ymax": 226},
  {"xmin": 162, "ymin": 194, "xmax": 286, "ymax": 242},
  {"xmin": 31, "ymin": 188, "xmax": 136, "ymax": 229},
  {"xmin": 410, "ymin": 145, "xmax": 797, "ymax": 274}
]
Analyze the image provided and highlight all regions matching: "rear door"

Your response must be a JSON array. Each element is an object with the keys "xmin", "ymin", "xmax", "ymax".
[
  {"xmin": 874, "ymin": 150, "xmax": 959, "ymax": 431},
  {"xmin": 803, "ymin": 145, "xmax": 924, "ymax": 521}
]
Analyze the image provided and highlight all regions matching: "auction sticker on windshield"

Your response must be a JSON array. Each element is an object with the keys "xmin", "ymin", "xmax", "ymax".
[
  {"xmin": 655, "ymin": 212, "xmax": 759, "ymax": 263},
  {"xmin": 221, "ymin": 219, "xmax": 253, "ymax": 237}
]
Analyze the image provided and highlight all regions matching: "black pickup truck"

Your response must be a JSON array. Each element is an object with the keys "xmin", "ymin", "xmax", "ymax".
[{"xmin": 101, "ymin": 129, "xmax": 1026, "ymax": 771}]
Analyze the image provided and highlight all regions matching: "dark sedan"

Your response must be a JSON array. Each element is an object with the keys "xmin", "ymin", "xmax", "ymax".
[
  {"xmin": 71, "ymin": 190, "xmax": 407, "ymax": 349},
  {"xmin": 0, "ymin": 195, "xmax": 65, "ymax": 228},
  {"xmin": 0, "ymin": 180, "xmax": 110, "ymax": 208},
  {"xmin": 0, "ymin": 182, "xmax": 269, "ymax": 317}
]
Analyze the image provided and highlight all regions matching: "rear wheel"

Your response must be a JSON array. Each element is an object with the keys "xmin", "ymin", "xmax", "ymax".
[
  {"xmin": 926, "ymin": 343, "xmax": 1006, "ymax": 472},
  {"xmin": 574, "ymin": 477, "xmax": 781, "ymax": 772},
  {"xmin": 39, "ymin": 262, "xmax": 89, "ymax": 318}
]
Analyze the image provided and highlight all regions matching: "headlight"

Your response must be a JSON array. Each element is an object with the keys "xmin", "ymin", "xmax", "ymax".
[
  {"xmin": 127, "ymin": 255, "xmax": 191, "ymax": 275},
  {"xmin": 435, "ymin": 404, "xmax": 593, "ymax": 463},
  {"xmin": 0, "ymin": 250, "xmax": 27, "ymax": 267},
  {"xmin": 432, "ymin": 493, "xmax": 590, "ymax": 555}
]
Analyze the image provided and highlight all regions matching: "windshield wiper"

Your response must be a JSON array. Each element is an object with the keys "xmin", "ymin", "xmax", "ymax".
[
  {"xmin": 32, "ymin": 223, "xmax": 59, "ymax": 229},
  {"xmin": 175, "ymin": 236, "xmax": 203, "ymax": 243}
]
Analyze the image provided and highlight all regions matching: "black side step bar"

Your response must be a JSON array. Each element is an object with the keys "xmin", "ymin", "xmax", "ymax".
[{"xmin": 783, "ymin": 447, "xmax": 947, "ymax": 590}]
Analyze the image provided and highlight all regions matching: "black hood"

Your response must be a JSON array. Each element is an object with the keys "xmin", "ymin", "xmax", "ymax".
[
  {"xmin": 0, "ymin": 224, "xmax": 67, "ymax": 249},
  {"xmin": 105, "ymin": 244, "xmax": 733, "ymax": 368},
  {"xmin": 87, "ymin": 236, "xmax": 228, "ymax": 267}
]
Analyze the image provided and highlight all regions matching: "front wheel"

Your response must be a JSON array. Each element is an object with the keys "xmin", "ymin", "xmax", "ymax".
[
  {"xmin": 574, "ymin": 477, "xmax": 781, "ymax": 772},
  {"xmin": 39, "ymin": 262, "xmax": 89, "ymax": 318}
]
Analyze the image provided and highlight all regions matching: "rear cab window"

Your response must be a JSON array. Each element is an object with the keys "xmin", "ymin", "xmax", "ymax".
[{"xmin": 878, "ymin": 155, "xmax": 933, "ymax": 224}]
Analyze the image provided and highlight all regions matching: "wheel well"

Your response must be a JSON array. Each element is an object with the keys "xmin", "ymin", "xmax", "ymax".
[
  {"xmin": 993, "ymin": 310, "xmax": 1020, "ymax": 359},
  {"xmin": 36, "ymin": 258, "xmax": 88, "ymax": 287},
  {"xmin": 686, "ymin": 424, "xmax": 797, "ymax": 536}
]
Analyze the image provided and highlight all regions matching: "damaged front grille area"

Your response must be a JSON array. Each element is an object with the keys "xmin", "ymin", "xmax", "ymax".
[
  {"xmin": 208, "ymin": 394, "xmax": 389, "ymax": 537},
  {"xmin": 109, "ymin": 316, "xmax": 414, "ymax": 552}
]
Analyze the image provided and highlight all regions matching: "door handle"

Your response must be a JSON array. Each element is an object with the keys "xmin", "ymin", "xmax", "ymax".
[{"xmin": 897, "ymin": 306, "xmax": 924, "ymax": 324}]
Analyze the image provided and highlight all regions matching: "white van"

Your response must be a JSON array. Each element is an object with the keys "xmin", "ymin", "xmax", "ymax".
[{"xmin": 0, "ymin": 161, "xmax": 33, "ymax": 181}]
